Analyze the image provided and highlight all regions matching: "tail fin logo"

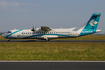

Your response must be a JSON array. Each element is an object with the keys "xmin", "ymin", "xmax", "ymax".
[{"xmin": 89, "ymin": 20, "xmax": 98, "ymax": 26}]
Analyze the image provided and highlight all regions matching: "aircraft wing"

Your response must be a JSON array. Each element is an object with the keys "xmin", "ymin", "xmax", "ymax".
[{"xmin": 41, "ymin": 26, "xmax": 51, "ymax": 32}]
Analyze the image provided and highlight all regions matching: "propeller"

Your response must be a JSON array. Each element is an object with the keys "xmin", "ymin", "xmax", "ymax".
[{"xmin": 31, "ymin": 24, "xmax": 36, "ymax": 31}]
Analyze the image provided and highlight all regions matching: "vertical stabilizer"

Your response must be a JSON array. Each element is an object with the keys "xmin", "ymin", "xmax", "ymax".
[
  {"xmin": 84, "ymin": 13, "xmax": 101, "ymax": 30},
  {"xmin": 78, "ymin": 13, "xmax": 101, "ymax": 36}
]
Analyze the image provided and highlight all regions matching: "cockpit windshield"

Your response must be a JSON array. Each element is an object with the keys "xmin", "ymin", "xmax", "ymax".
[{"xmin": 7, "ymin": 31, "xmax": 11, "ymax": 33}]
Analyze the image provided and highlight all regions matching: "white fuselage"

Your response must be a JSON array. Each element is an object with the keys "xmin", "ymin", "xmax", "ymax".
[
  {"xmin": 3, "ymin": 27, "xmax": 79, "ymax": 39},
  {"xmin": 2, "ymin": 27, "xmax": 101, "ymax": 41}
]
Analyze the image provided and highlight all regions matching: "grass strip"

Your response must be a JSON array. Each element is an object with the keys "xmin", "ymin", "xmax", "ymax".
[{"xmin": 0, "ymin": 42, "xmax": 105, "ymax": 60}]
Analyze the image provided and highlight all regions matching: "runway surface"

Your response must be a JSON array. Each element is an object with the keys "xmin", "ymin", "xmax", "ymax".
[
  {"xmin": 0, "ymin": 40, "xmax": 105, "ymax": 42},
  {"xmin": 0, "ymin": 61, "xmax": 105, "ymax": 70}
]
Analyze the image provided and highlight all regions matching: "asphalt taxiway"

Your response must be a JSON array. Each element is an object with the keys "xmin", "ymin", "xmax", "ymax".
[
  {"xmin": 0, "ymin": 40, "xmax": 105, "ymax": 42},
  {"xmin": 0, "ymin": 61, "xmax": 105, "ymax": 70}
]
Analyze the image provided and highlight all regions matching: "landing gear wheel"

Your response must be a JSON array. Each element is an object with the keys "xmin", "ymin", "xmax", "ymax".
[
  {"xmin": 7, "ymin": 39, "xmax": 10, "ymax": 41},
  {"xmin": 45, "ymin": 38, "xmax": 50, "ymax": 42},
  {"xmin": 48, "ymin": 39, "xmax": 50, "ymax": 41}
]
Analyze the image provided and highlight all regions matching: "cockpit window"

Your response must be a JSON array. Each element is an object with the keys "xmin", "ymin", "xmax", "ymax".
[{"xmin": 7, "ymin": 31, "xmax": 11, "ymax": 33}]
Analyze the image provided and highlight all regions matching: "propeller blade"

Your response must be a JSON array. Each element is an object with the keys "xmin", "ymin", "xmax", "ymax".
[
  {"xmin": 31, "ymin": 24, "xmax": 35, "ymax": 31},
  {"xmin": 31, "ymin": 27, "xmax": 35, "ymax": 31}
]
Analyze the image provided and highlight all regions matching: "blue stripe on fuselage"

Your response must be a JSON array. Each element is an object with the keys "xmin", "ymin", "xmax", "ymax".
[
  {"xmin": 23, "ymin": 34, "xmax": 75, "ymax": 39},
  {"xmin": 79, "ymin": 29, "xmax": 96, "ymax": 36},
  {"xmin": 6, "ymin": 29, "xmax": 23, "ymax": 38}
]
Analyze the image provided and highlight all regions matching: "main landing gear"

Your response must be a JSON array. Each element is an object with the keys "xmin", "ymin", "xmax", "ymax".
[
  {"xmin": 44, "ymin": 38, "xmax": 50, "ymax": 42},
  {"xmin": 45, "ymin": 39, "xmax": 50, "ymax": 42}
]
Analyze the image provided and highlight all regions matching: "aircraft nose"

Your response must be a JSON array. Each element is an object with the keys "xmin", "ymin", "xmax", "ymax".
[{"xmin": 2, "ymin": 33, "xmax": 6, "ymax": 38}]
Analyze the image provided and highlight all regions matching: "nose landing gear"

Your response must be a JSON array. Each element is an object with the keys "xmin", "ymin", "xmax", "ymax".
[{"xmin": 7, "ymin": 39, "xmax": 10, "ymax": 41}]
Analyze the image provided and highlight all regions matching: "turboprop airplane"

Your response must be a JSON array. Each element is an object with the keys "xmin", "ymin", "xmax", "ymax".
[{"xmin": 2, "ymin": 13, "xmax": 101, "ymax": 41}]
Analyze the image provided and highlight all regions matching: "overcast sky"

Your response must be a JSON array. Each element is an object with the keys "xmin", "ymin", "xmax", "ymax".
[{"xmin": 0, "ymin": 0, "xmax": 105, "ymax": 33}]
